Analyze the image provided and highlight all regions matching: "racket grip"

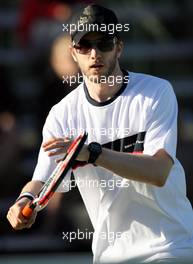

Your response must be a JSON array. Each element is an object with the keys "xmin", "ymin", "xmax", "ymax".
[{"xmin": 22, "ymin": 203, "xmax": 34, "ymax": 219}]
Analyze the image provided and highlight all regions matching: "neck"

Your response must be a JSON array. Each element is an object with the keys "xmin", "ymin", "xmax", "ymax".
[{"xmin": 84, "ymin": 65, "xmax": 124, "ymax": 102}]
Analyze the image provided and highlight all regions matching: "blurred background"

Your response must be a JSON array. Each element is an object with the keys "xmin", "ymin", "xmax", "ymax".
[{"xmin": 0, "ymin": 0, "xmax": 193, "ymax": 263}]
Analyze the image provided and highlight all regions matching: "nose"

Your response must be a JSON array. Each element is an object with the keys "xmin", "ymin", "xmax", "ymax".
[{"xmin": 90, "ymin": 47, "xmax": 102, "ymax": 59}]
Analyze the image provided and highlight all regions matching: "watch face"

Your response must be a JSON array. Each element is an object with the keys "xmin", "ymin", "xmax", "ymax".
[
  {"xmin": 89, "ymin": 142, "xmax": 102, "ymax": 154},
  {"xmin": 88, "ymin": 142, "xmax": 102, "ymax": 164}
]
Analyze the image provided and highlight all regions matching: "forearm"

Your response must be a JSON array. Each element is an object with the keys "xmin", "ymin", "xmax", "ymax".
[
  {"xmin": 20, "ymin": 180, "xmax": 44, "ymax": 197},
  {"xmin": 95, "ymin": 148, "xmax": 171, "ymax": 187},
  {"xmin": 42, "ymin": 137, "xmax": 172, "ymax": 186}
]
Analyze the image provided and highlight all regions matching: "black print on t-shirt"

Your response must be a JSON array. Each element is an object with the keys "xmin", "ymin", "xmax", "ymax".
[{"xmin": 102, "ymin": 132, "xmax": 146, "ymax": 153}]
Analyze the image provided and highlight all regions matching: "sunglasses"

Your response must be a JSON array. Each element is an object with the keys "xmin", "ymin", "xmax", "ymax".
[{"xmin": 73, "ymin": 37, "xmax": 117, "ymax": 54}]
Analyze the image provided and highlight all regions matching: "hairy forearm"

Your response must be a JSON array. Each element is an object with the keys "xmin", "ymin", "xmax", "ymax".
[
  {"xmin": 20, "ymin": 180, "xmax": 44, "ymax": 196},
  {"xmin": 42, "ymin": 137, "xmax": 172, "ymax": 187},
  {"xmin": 95, "ymin": 148, "xmax": 172, "ymax": 187}
]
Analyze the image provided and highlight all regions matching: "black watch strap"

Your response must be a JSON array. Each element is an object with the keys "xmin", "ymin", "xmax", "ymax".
[{"xmin": 88, "ymin": 142, "xmax": 102, "ymax": 164}]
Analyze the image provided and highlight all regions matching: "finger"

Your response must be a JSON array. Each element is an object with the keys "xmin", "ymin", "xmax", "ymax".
[
  {"xmin": 7, "ymin": 211, "xmax": 22, "ymax": 229},
  {"xmin": 15, "ymin": 223, "xmax": 29, "ymax": 230},
  {"xmin": 10, "ymin": 205, "xmax": 28, "ymax": 224},
  {"xmin": 26, "ymin": 219, "xmax": 35, "ymax": 228},
  {"xmin": 8, "ymin": 207, "xmax": 21, "ymax": 222},
  {"xmin": 55, "ymin": 158, "xmax": 63, "ymax": 163},
  {"xmin": 10, "ymin": 216, "xmax": 32, "ymax": 230},
  {"xmin": 47, "ymin": 148, "xmax": 67, "ymax": 157},
  {"xmin": 42, "ymin": 137, "xmax": 70, "ymax": 147},
  {"xmin": 25, "ymin": 211, "xmax": 37, "ymax": 228},
  {"xmin": 7, "ymin": 205, "xmax": 33, "ymax": 230},
  {"xmin": 43, "ymin": 141, "xmax": 68, "ymax": 152},
  {"xmin": 42, "ymin": 137, "xmax": 58, "ymax": 147},
  {"xmin": 7, "ymin": 211, "xmax": 15, "ymax": 227},
  {"xmin": 63, "ymin": 137, "xmax": 71, "ymax": 141},
  {"xmin": 8, "ymin": 208, "xmax": 27, "ymax": 226},
  {"xmin": 43, "ymin": 139, "xmax": 72, "ymax": 152},
  {"xmin": 16, "ymin": 214, "xmax": 36, "ymax": 229}
]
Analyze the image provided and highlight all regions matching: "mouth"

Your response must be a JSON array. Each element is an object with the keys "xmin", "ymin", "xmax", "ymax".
[{"xmin": 90, "ymin": 63, "xmax": 104, "ymax": 69}]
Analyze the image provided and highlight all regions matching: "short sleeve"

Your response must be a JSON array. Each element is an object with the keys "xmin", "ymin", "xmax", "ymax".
[
  {"xmin": 32, "ymin": 107, "xmax": 72, "ymax": 192},
  {"xmin": 143, "ymin": 81, "xmax": 178, "ymax": 161}
]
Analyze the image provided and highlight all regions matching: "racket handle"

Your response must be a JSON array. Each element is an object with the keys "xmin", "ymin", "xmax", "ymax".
[{"xmin": 22, "ymin": 203, "xmax": 35, "ymax": 219}]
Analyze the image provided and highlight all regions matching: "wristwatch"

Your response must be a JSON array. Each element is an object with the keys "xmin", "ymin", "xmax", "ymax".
[{"xmin": 87, "ymin": 142, "xmax": 102, "ymax": 164}]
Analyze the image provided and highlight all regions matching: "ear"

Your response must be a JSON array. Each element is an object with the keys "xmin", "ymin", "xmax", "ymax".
[
  {"xmin": 69, "ymin": 45, "xmax": 78, "ymax": 63},
  {"xmin": 116, "ymin": 41, "xmax": 123, "ymax": 59}
]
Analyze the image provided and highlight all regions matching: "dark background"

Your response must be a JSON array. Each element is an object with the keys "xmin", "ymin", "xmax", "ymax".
[{"xmin": 0, "ymin": 0, "xmax": 193, "ymax": 261}]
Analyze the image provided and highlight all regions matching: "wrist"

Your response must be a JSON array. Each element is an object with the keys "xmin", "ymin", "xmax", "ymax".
[
  {"xmin": 15, "ymin": 192, "xmax": 35, "ymax": 203},
  {"xmin": 16, "ymin": 197, "xmax": 32, "ymax": 205},
  {"xmin": 87, "ymin": 142, "xmax": 102, "ymax": 165}
]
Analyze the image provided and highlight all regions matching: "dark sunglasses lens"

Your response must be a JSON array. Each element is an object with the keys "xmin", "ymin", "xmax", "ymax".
[
  {"xmin": 97, "ymin": 39, "xmax": 115, "ymax": 52},
  {"xmin": 75, "ymin": 38, "xmax": 116, "ymax": 54},
  {"xmin": 75, "ymin": 41, "xmax": 92, "ymax": 54}
]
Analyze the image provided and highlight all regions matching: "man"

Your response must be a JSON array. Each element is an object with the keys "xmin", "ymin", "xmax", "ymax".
[{"xmin": 7, "ymin": 4, "xmax": 193, "ymax": 264}]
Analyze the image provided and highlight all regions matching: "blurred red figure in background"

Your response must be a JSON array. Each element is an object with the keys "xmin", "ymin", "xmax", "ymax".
[{"xmin": 17, "ymin": 0, "xmax": 96, "ymax": 46}]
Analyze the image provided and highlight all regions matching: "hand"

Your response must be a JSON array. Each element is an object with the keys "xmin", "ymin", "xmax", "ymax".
[
  {"xmin": 42, "ymin": 137, "xmax": 89, "ymax": 163},
  {"xmin": 7, "ymin": 198, "xmax": 37, "ymax": 230}
]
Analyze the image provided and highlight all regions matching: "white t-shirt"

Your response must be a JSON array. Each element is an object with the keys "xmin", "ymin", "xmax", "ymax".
[{"xmin": 32, "ymin": 71, "xmax": 193, "ymax": 263}]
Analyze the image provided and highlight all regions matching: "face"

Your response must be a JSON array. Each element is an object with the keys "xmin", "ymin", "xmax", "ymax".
[{"xmin": 70, "ymin": 32, "xmax": 123, "ymax": 83}]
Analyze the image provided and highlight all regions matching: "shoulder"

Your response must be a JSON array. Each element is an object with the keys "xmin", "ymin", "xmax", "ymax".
[
  {"xmin": 50, "ymin": 83, "xmax": 84, "ymax": 115},
  {"xmin": 129, "ymin": 71, "xmax": 175, "ymax": 98},
  {"xmin": 126, "ymin": 71, "xmax": 177, "ymax": 117},
  {"xmin": 43, "ymin": 83, "xmax": 84, "ymax": 129}
]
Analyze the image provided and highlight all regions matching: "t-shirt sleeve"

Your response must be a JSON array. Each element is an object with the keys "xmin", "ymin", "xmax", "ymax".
[
  {"xmin": 32, "ymin": 107, "xmax": 72, "ymax": 192},
  {"xmin": 143, "ymin": 81, "xmax": 178, "ymax": 162}
]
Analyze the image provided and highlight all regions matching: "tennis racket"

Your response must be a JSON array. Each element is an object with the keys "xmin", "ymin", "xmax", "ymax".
[{"xmin": 22, "ymin": 131, "xmax": 88, "ymax": 219}]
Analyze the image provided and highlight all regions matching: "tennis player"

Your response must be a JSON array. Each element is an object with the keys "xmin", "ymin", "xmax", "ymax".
[{"xmin": 7, "ymin": 4, "xmax": 193, "ymax": 264}]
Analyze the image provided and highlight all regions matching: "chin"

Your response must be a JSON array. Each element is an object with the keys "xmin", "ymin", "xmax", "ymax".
[{"xmin": 88, "ymin": 74, "xmax": 101, "ymax": 84}]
